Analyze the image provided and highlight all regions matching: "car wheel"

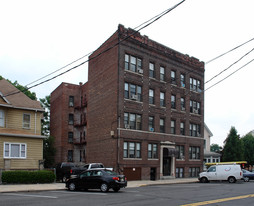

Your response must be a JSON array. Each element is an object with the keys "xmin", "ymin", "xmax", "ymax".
[
  {"xmin": 113, "ymin": 187, "xmax": 120, "ymax": 192},
  {"xmin": 100, "ymin": 183, "xmax": 109, "ymax": 192},
  {"xmin": 200, "ymin": 177, "xmax": 208, "ymax": 183},
  {"xmin": 244, "ymin": 177, "xmax": 250, "ymax": 182},
  {"xmin": 69, "ymin": 183, "xmax": 76, "ymax": 191},
  {"xmin": 228, "ymin": 177, "xmax": 236, "ymax": 183}
]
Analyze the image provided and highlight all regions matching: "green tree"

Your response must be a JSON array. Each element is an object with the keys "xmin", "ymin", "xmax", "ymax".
[
  {"xmin": 241, "ymin": 133, "xmax": 254, "ymax": 166},
  {"xmin": 39, "ymin": 95, "xmax": 56, "ymax": 168},
  {"xmin": 222, "ymin": 127, "xmax": 244, "ymax": 161},
  {"xmin": 40, "ymin": 95, "xmax": 50, "ymax": 136},
  {"xmin": 43, "ymin": 136, "xmax": 56, "ymax": 168},
  {"xmin": 210, "ymin": 144, "xmax": 221, "ymax": 153}
]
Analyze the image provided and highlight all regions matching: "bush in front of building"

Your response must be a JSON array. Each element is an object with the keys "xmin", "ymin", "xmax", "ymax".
[{"xmin": 2, "ymin": 170, "xmax": 55, "ymax": 184}]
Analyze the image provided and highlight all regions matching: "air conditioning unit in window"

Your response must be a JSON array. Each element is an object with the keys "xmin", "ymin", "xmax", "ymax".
[
  {"xmin": 138, "ymin": 69, "xmax": 143, "ymax": 74},
  {"xmin": 180, "ymin": 155, "xmax": 185, "ymax": 160},
  {"xmin": 197, "ymin": 132, "xmax": 201, "ymax": 137},
  {"xmin": 131, "ymin": 94, "xmax": 138, "ymax": 100},
  {"xmin": 125, "ymin": 124, "xmax": 130, "ymax": 129},
  {"xmin": 193, "ymin": 109, "xmax": 198, "ymax": 114}
]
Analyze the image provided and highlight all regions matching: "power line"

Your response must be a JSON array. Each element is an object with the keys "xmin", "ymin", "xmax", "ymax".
[
  {"xmin": 3, "ymin": 0, "xmax": 186, "ymax": 98},
  {"xmin": 205, "ymin": 37, "xmax": 254, "ymax": 64},
  {"xmin": 205, "ymin": 58, "xmax": 254, "ymax": 92},
  {"xmin": 26, "ymin": 52, "xmax": 92, "ymax": 87},
  {"xmin": 205, "ymin": 47, "xmax": 254, "ymax": 84}
]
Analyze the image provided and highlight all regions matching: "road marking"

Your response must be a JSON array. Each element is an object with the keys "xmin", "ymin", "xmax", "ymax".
[
  {"xmin": 4, "ymin": 193, "xmax": 58, "ymax": 199},
  {"xmin": 181, "ymin": 194, "xmax": 254, "ymax": 206},
  {"xmin": 51, "ymin": 191, "xmax": 107, "ymax": 195}
]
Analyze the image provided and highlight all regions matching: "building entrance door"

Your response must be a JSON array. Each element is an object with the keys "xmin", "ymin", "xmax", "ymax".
[
  {"xmin": 160, "ymin": 142, "xmax": 177, "ymax": 179},
  {"xmin": 163, "ymin": 156, "xmax": 171, "ymax": 176}
]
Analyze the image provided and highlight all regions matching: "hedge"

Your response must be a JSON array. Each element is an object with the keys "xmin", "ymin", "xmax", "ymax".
[{"xmin": 2, "ymin": 170, "xmax": 55, "ymax": 184}]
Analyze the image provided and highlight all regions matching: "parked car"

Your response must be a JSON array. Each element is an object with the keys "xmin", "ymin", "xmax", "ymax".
[
  {"xmin": 56, "ymin": 162, "xmax": 76, "ymax": 182},
  {"xmin": 66, "ymin": 168, "xmax": 127, "ymax": 192},
  {"xmin": 242, "ymin": 169, "xmax": 254, "ymax": 182},
  {"xmin": 70, "ymin": 163, "xmax": 108, "ymax": 177},
  {"xmin": 199, "ymin": 164, "xmax": 242, "ymax": 183}
]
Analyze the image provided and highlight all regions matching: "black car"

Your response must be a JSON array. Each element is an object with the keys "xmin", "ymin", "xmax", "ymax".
[
  {"xmin": 242, "ymin": 169, "xmax": 254, "ymax": 182},
  {"xmin": 66, "ymin": 169, "xmax": 127, "ymax": 192},
  {"xmin": 56, "ymin": 162, "xmax": 76, "ymax": 182}
]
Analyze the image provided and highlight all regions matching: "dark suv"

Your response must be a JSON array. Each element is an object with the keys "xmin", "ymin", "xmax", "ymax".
[{"xmin": 56, "ymin": 162, "xmax": 76, "ymax": 182}]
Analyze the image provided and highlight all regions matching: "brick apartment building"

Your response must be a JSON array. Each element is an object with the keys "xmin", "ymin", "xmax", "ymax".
[
  {"xmin": 51, "ymin": 24, "xmax": 204, "ymax": 180},
  {"xmin": 51, "ymin": 82, "xmax": 88, "ymax": 164}
]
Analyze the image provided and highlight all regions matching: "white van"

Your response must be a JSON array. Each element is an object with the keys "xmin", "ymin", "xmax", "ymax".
[{"xmin": 199, "ymin": 164, "xmax": 243, "ymax": 183}]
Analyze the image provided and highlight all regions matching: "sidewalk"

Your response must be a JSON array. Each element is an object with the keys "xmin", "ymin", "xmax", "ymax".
[{"xmin": 0, "ymin": 178, "xmax": 198, "ymax": 193}]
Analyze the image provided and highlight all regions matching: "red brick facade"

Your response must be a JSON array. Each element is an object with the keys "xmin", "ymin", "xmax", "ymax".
[
  {"xmin": 51, "ymin": 24, "xmax": 205, "ymax": 180},
  {"xmin": 51, "ymin": 82, "xmax": 88, "ymax": 164}
]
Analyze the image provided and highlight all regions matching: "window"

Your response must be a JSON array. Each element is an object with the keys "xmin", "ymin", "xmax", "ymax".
[
  {"xmin": 189, "ymin": 167, "xmax": 200, "ymax": 177},
  {"xmin": 149, "ymin": 89, "xmax": 155, "ymax": 105},
  {"xmin": 180, "ymin": 74, "xmax": 185, "ymax": 87},
  {"xmin": 180, "ymin": 122, "xmax": 185, "ymax": 135},
  {"xmin": 124, "ymin": 142, "xmax": 141, "ymax": 158},
  {"xmin": 68, "ymin": 132, "xmax": 73, "ymax": 143},
  {"xmin": 189, "ymin": 146, "xmax": 200, "ymax": 159},
  {"xmin": 68, "ymin": 114, "xmax": 74, "ymax": 125},
  {"xmin": 160, "ymin": 118, "xmax": 165, "ymax": 133},
  {"xmin": 69, "ymin": 96, "xmax": 74, "ymax": 107},
  {"xmin": 148, "ymin": 143, "xmax": 158, "ymax": 159},
  {"xmin": 4, "ymin": 143, "xmax": 26, "ymax": 158},
  {"xmin": 23, "ymin": 114, "xmax": 31, "ymax": 129},
  {"xmin": 68, "ymin": 150, "xmax": 73, "ymax": 162},
  {"xmin": 124, "ymin": 82, "xmax": 142, "ymax": 101},
  {"xmin": 190, "ymin": 77, "xmax": 201, "ymax": 92},
  {"xmin": 171, "ymin": 95, "xmax": 176, "ymax": 109},
  {"xmin": 176, "ymin": 145, "xmax": 185, "ymax": 159},
  {"xmin": 190, "ymin": 100, "xmax": 201, "ymax": 114},
  {"xmin": 180, "ymin": 98, "xmax": 185, "ymax": 111},
  {"xmin": 149, "ymin": 116, "xmax": 154, "ymax": 132},
  {"xmin": 176, "ymin": 168, "xmax": 184, "ymax": 178},
  {"xmin": 0, "ymin": 110, "xmax": 4, "ymax": 127},
  {"xmin": 125, "ymin": 54, "xmax": 142, "ymax": 72},
  {"xmin": 124, "ymin": 113, "xmax": 142, "ymax": 130},
  {"xmin": 160, "ymin": 92, "xmax": 165, "ymax": 107},
  {"xmin": 171, "ymin": 120, "xmax": 176, "ymax": 134},
  {"xmin": 160, "ymin": 66, "xmax": 165, "ymax": 81},
  {"xmin": 149, "ymin": 62, "xmax": 155, "ymax": 78},
  {"xmin": 171, "ymin": 70, "xmax": 176, "ymax": 84},
  {"xmin": 189, "ymin": 123, "xmax": 201, "ymax": 137}
]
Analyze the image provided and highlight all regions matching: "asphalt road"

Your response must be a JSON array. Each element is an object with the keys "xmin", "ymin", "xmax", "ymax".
[{"xmin": 1, "ymin": 181, "xmax": 254, "ymax": 206}]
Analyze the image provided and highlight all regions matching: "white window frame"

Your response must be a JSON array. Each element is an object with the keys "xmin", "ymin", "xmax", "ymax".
[
  {"xmin": 4, "ymin": 142, "xmax": 27, "ymax": 159},
  {"xmin": 0, "ymin": 109, "xmax": 4, "ymax": 127},
  {"xmin": 23, "ymin": 113, "xmax": 31, "ymax": 129}
]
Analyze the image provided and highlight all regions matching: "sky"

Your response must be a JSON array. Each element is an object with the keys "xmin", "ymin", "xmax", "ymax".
[{"xmin": 1, "ymin": 0, "xmax": 254, "ymax": 146}]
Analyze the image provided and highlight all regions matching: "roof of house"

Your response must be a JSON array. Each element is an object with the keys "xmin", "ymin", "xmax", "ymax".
[{"xmin": 0, "ymin": 79, "xmax": 44, "ymax": 112}]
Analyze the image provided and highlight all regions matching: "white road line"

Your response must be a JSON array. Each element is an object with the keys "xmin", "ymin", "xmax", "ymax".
[
  {"xmin": 4, "ymin": 193, "xmax": 58, "ymax": 199},
  {"xmin": 50, "ymin": 191, "xmax": 107, "ymax": 195}
]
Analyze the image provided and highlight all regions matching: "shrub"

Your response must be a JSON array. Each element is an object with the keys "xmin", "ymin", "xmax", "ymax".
[{"xmin": 2, "ymin": 170, "xmax": 55, "ymax": 184}]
